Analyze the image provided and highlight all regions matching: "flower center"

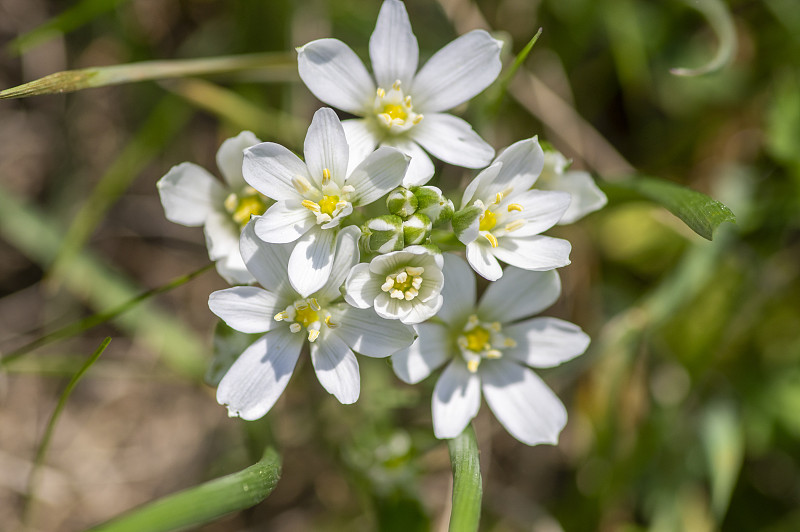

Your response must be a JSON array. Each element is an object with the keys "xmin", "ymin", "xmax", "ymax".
[
  {"xmin": 478, "ymin": 210, "xmax": 497, "ymax": 232},
  {"xmin": 472, "ymin": 191, "xmax": 527, "ymax": 248},
  {"xmin": 318, "ymin": 195, "xmax": 339, "ymax": 217},
  {"xmin": 273, "ymin": 298, "xmax": 339, "ymax": 343},
  {"xmin": 224, "ymin": 188, "xmax": 269, "ymax": 229},
  {"xmin": 457, "ymin": 315, "xmax": 517, "ymax": 373},
  {"xmin": 373, "ymin": 80, "xmax": 423, "ymax": 134},
  {"xmin": 295, "ymin": 168, "xmax": 355, "ymax": 226},
  {"xmin": 381, "ymin": 266, "xmax": 425, "ymax": 301}
]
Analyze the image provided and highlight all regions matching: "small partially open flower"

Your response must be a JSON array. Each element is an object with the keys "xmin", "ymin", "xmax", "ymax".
[{"xmin": 537, "ymin": 149, "xmax": 608, "ymax": 225}]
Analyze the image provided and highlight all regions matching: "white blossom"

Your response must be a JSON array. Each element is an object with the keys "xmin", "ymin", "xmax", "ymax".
[{"xmin": 538, "ymin": 150, "xmax": 608, "ymax": 224}]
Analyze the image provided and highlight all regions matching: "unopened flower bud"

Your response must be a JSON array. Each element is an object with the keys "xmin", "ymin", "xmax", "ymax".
[
  {"xmin": 386, "ymin": 186, "xmax": 418, "ymax": 217},
  {"xmin": 362, "ymin": 215, "xmax": 405, "ymax": 253},
  {"xmin": 402, "ymin": 213, "xmax": 432, "ymax": 246},
  {"xmin": 411, "ymin": 185, "xmax": 454, "ymax": 225}
]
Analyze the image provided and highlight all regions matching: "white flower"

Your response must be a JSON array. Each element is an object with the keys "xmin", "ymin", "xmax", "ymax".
[
  {"xmin": 452, "ymin": 137, "xmax": 573, "ymax": 281},
  {"xmin": 538, "ymin": 150, "xmax": 608, "ymax": 224},
  {"xmin": 243, "ymin": 107, "xmax": 409, "ymax": 298},
  {"xmin": 209, "ymin": 221, "xmax": 415, "ymax": 420},
  {"xmin": 157, "ymin": 131, "xmax": 267, "ymax": 284},
  {"xmin": 297, "ymin": 0, "xmax": 502, "ymax": 187},
  {"xmin": 391, "ymin": 254, "xmax": 590, "ymax": 445},
  {"xmin": 344, "ymin": 246, "xmax": 444, "ymax": 324}
]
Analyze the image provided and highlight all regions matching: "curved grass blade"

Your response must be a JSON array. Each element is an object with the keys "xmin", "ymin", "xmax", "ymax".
[
  {"xmin": 447, "ymin": 424, "xmax": 482, "ymax": 532},
  {"xmin": 22, "ymin": 337, "xmax": 112, "ymax": 524},
  {"xmin": 670, "ymin": 0, "xmax": 737, "ymax": 77},
  {"xmin": 0, "ymin": 52, "xmax": 296, "ymax": 100},
  {"xmin": 0, "ymin": 264, "xmax": 213, "ymax": 367},
  {"xmin": 85, "ymin": 446, "xmax": 282, "ymax": 532},
  {"xmin": 484, "ymin": 28, "xmax": 542, "ymax": 117},
  {"xmin": 602, "ymin": 176, "xmax": 736, "ymax": 240}
]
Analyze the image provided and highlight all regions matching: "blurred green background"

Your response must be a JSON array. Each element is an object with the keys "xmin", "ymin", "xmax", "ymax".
[{"xmin": 1, "ymin": 0, "xmax": 799, "ymax": 530}]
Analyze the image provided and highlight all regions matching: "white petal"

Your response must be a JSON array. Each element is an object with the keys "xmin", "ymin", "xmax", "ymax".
[
  {"xmin": 369, "ymin": 0, "xmax": 419, "ymax": 89},
  {"xmin": 240, "ymin": 219, "xmax": 293, "ymax": 294},
  {"xmin": 401, "ymin": 295, "xmax": 443, "ymax": 324},
  {"xmin": 504, "ymin": 317, "xmax": 590, "ymax": 368},
  {"xmin": 157, "ymin": 162, "xmax": 225, "ymax": 226},
  {"xmin": 208, "ymin": 287, "xmax": 282, "ymax": 333},
  {"xmin": 411, "ymin": 30, "xmax": 503, "ymax": 113},
  {"xmin": 243, "ymin": 142, "xmax": 310, "ymax": 201},
  {"xmin": 381, "ymin": 137, "xmax": 435, "ymax": 187},
  {"xmin": 391, "ymin": 322, "xmax": 451, "ymax": 384},
  {"xmin": 216, "ymin": 328, "xmax": 304, "ymax": 420},
  {"xmin": 506, "ymin": 190, "xmax": 570, "ymax": 237},
  {"xmin": 546, "ymin": 171, "xmax": 608, "ymax": 224},
  {"xmin": 411, "ymin": 113, "xmax": 494, "ymax": 169},
  {"xmin": 466, "ymin": 242, "xmax": 503, "ymax": 281},
  {"xmin": 215, "ymin": 248, "xmax": 255, "ymax": 286},
  {"xmin": 203, "ymin": 211, "xmax": 239, "ymax": 261},
  {"xmin": 344, "ymin": 263, "xmax": 382, "ymax": 308},
  {"xmin": 342, "ymin": 119, "xmax": 379, "ymax": 176},
  {"xmin": 316, "ymin": 225, "xmax": 362, "ymax": 303},
  {"xmin": 477, "ymin": 268, "xmax": 561, "ymax": 324},
  {"xmin": 347, "ymin": 146, "xmax": 409, "ymax": 206},
  {"xmin": 374, "ymin": 291, "xmax": 413, "ymax": 320},
  {"xmin": 297, "ymin": 38, "xmax": 375, "ymax": 114},
  {"xmin": 216, "ymin": 131, "xmax": 261, "ymax": 189},
  {"xmin": 333, "ymin": 305, "xmax": 416, "ymax": 357},
  {"xmin": 459, "ymin": 161, "xmax": 503, "ymax": 209},
  {"xmin": 481, "ymin": 359, "xmax": 567, "ymax": 446},
  {"xmin": 492, "ymin": 137, "xmax": 545, "ymax": 193},
  {"xmin": 432, "ymin": 361, "xmax": 482, "ymax": 439},
  {"xmin": 437, "ymin": 253, "xmax": 477, "ymax": 327},
  {"xmin": 304, "ymin": 108, "xmax": 349, "ymax": 187},
  {"xmin": 254, "ymin": 200, "xmax": 316, "ymax": 243},
  {"xmin": 492, "ymin": 235, "xmax": 572, "ymax": 271},
  {"xmin": 311, "ymin": 332, "xmax": 360, "ymax": 404},
  {"xmin": 288, "ymin": 226, "xmax": 337, "ymax": 297}
]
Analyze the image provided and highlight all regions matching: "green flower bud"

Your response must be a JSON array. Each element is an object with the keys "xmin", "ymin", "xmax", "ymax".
[
  {"xmin": 362, "ymin": 215, "xmax": 405, "ymax": 254},
  {"xmin": 402, "ymin": 213, "xmax": 432, "ymax": 246},
  {"xmin": 411, "ymin": 185, "xmax": 454, "ymax": 225},
  {"xmin": 386, "ymin": 186, "xmax": 418, "ymax": 217}
]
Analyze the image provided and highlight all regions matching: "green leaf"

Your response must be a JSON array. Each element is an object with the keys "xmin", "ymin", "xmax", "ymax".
[
  {"xmin": 447, "ymin": 425, "xmax": 482, "ymax": 532},
  {"xmin": 670, "ymin": 0, "xmax": 737, "ymax": 77},
  {"xmin": 602, "ymin": 176, "xmax": 735, "ymax": 240},
  {"xmin": 205, "ymin": 321, "xmax": 261, "ymax": 387},
  {"xmin": 701, "ymin": 402, "xmax": 744, "ymax": 521},
  {"xmin": 85, "ymin": 446, "xmax": 281, "ymax": 532}
]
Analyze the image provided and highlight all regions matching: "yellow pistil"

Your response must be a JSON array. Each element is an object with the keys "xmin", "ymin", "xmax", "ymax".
[
  {"xmin": 226, "ymin": 193, "xmax": 268, "ymax": 229},
  {"xmin": 383, "ymin": 104, "xmax": 407, "ymax": 121},
  {"xmin": 318, "ymin": 195, "xmax": 339, "ymax": 216},
  {"xmin": 479, "ymin": 209, "xmax": 497, "ymax": 231},
  {"xmin": 294, "ymin": 306, "xmax": 320, "ymax": 328},
  {"xmin": 464, "ymin": 326, "xmax": 490, "ymax": 352}
]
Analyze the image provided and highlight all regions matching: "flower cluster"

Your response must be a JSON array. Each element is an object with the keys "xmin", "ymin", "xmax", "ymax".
[{"xmin": 157, "ymin": 0, "xmax": 605, "ymax": 445}]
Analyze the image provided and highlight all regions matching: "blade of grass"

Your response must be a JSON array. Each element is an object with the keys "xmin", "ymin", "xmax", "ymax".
[
  {"xmin": 448, "ymin": 424, "xmax": 482, "ymax": 532},
  {"xmin": 1, "ymin": 264, "xmax": 213, "ymax": 367},
  {"xmin": 46, "ymin": 95, "xmax": 190, "ymax": 285},
  {"xmin": 483, "ymin": 28, "xmax": 542, "ymax": 117},
  {"xmin": 85, "ymin": 446, "xmax": 281, "ymax": 532},
  {"xmin": 670, "ymin": 0, "xmax": 737, "ymax": 76},
  {"xmin": 7, "ymin": 0, "xmax": 129, "ymax": 55},
  {"xmin": 0, "ymin": 184, "xmax": 206, "ymax": 378},
  {"xmin": 0, "ymin": 52, "xmax": 296, "ymax": 100},
  {"xmin": 22, "ymin": 337, "xmax": 112, "ymax": 525}
]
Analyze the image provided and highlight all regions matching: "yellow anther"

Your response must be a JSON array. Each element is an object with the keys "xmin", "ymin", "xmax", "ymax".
[
  {"xmin": 412, "ymin": 114, "xmax": 424, "ymax": 124},
  {"xmin": 318, "ymin": 195, "xmax": 339, "ymax": 216},
  {"xmin": 495, "ymin": 192, "xmax": 504, "ymax": 204},
  {"xmin": 231, "ymin": 195, "xmax": 268, "ymax": 228},
  {"xmin": 302, "ymin": 199, "xmax": 320, "ymax": 212},
  {"xmin": 490, "ymin": 322, "xmax": 502, "ymax": 332},
  {"xmin": 406, "ymin": 266, "xmax": 424, "ymax": 276},
  {"xmin": 294, "ymin": 300, "xmax": 308, "ymax": 310},
  {"xmin": 507, "ymin": 203, "xmax": 523, "ymax": 212},
  {"xmin": 404, "ymin": 95, "xmax": 412, "ymax": 106},
  {"xmin": 486, "ymin": 349, "xmax": 502, "ymax": 359},
  {"xmin": 274, "ymin": 311, "xmax": 288, "ymax": 321},
  {"xmin": 467, "ymin": 359, "xmax": 480, "ymax": 373},
  {"xmin": 290, "ymin": 323, "xmax": 302, "ymax": 333},
  {"xmin": 324, "ymin": 315, "xmax": 338, "ymax": 328},
  {"xmin": 404, "ymin": 288, "xmax": 418, "ymax": 300},
  {"xmin": 395, "ymin": 271, "xmax": 408, "ymax": 284},
  {"xmin": 504, "ymin": 220, "xmax": 526, "ymax": 232},
  {"xmin": 392, "ymin": 80, "xmax": 401, "ymax": 90},
  {"xmin": 308, "ymin": 329, "xmax": 320, "ymax": 342},
  {"xmin": 391, "ymin": 289, "xmax": 405, "ymax": 299},
  {"xmin": 292, "ymin": 175, "xmax": 312, "ymax": 194},
  {"xmin": 467, "ymin": 315, "xmax": 480, "ymax": 326},
  {"xmin": 483, "ymin": 232, "xmax": 499, "ymax": 248},
  {"xmin": 381, "ymin": 277, "xmax": 395, "ymax": 292},
  {"xmin": 479, "ymin": 209, "xmax": 497, "ymax": 232},
  {"xmin": 377, "ymin": 88, "xmax": 386, "ymax": 98},
  {"xmin": 309, "ymin": 298, "xmax": 321, "ymax": 311},
  {"xmin": 322, "ymin": 167, "xmax": 331, "ymax": 185},
  {"xmin": 503, "ymin": 338, "xmax": 517, "ymax": 348},
  {"xmin": 224, "ymin": 193, "xmax": 238, "ymax": 212}
]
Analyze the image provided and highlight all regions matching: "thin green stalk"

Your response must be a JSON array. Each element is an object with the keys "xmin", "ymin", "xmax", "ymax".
[
  {"xmin": 447, "ymin": 424, "xmax": 482, "ymax": 532},
  {"xmin": 1, "ymin": 264, "xmax": 213, "ymax": 366},
  {"xmin": 22, "ymin": 338, "xmax": 112, "ymax": 526},
  {"xmin": 484, "ymin": 28, "xmax": 543, "ymax": 117},
  {"xmin": 85, "ymin": 446, "xmax": 282, "ymax": 532}
]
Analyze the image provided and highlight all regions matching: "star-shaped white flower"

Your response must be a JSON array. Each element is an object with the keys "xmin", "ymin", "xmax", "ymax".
[
  {"xmin": 157, "ymin": 131, "xmax": 267, "ymax": 284},
  {"xmin": 538, "ymin": 150, "xmax": 608, "ymax": 224},
  {"xmin": 243, "ymin": 107, "xmax": 409, "ymax": 297},
  {"xmin": 391, "ymin": 254, "xmax": 590, "ymax": 445},
  {"xmin": 344, "ymin": 246, "xmax": 444, "ymax": 324},
  {"xmin": 209, "ymin": 221, "xmax": 415, "ymax": 420},
  {"xmin": 297, "ymin": 0, "xmax": 502, "ymax": 187},
  {"xmin": 453, "ymin": 137, "xmax": 573, "ymax": 281}
]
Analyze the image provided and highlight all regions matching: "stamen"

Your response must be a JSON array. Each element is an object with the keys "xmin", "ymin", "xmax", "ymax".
[
  {"xmin": 467, "ymin": 359, "xmax": 480, "ymax": 373},
  {"xmin": 309, "ymin": 298, "xmax": 321, "ymax": 311},
  {"xmin": 341, "ymin": 185, "xmax": 355, "ymax": 194},
  {"xmin": 495, "ymin": 192, "xmax": 504, "ymax": 204},
  {"xmin": 507, "ymin": 203, "xmax": 523, "ymax": 212},
  {"xmin": 292, "ymin": 175, "xmax": 313, "ymax": 194},
  {"xmin": 322, "ymin": 167, "xmax": 331, "ymax": 185},
  {"xmin": 406, "ymin": 266, "xmax": 424, "ymax": 276},
  {"xmin": 377, "ymin": 88, "xmax": 386, "ymax": 98},
  {"xmin": 302, "ymin": 199, "xmax": 320, "ymax": 212},
  {"xmin": 412, "ymin": 114, "xmax": 424, "ymax": 124},
  {"xmin": 381, "ymin": 277, "xmax": 395, "ymax": 292},
  {"xmin": 505, "ymin": 220, "xmax": 526, "ymax": 232},
  {"xmin": 294, "ymin": 300, "xmax": 308, "ymax": 310},
  {"xmin": 404, "ymin": 95, "xmax": 412, "ymax": 106},
  {"xmin": 308, "ymin": 329, "xmax": 320, "ymax": 342},
  {"xmin": 289, "ymin": 323, "xmax": 302, "ymax": 333},
  {"xmin": 274, "ymin": 311, "xmax": 288, "ymax": 321},
  {"xmin": 503, "ymin": 338, "xmax": 517, "ymax": 348},
  {"xmin": 467, "ymin": 315, "xmax": 480, "ymax": 327},
  {"xmin": 490, "ymin": 322, "xmax": 502, "ymax": 332},
  {"xmin": 392, "ymin": 80, "xmax": 401, "ymax": 90},
  {"xmin": 404, "ymin": 288, "xmax": 418, "ymax": 300},
  {"xmin": 411, "ymin": 277, "xmax": 423, "ymax": 289},
  {"xmin": 391, "ymin": 289, "xmax": 405, "ymax": 299},
  {"xmin": 483, "ymin": 232, "xmax": 499, "ymax": 248},
  {"xmin": 457, "ymin": 337, "xmax": 469, "ymax": 349},
  {"xmin": 224, "ymin": 193, "xmax": 238, "ymax": 212},
  {"xmin": 324, "ymin": 315, "xmax": 338, "ymax": 328},
  {"xmin": 395, "ymin": 271, "xmax": 408, "ymax": 284},
  {"xmin": 486, "ymin": 349, "xmax": 502, "ymax": 359}
]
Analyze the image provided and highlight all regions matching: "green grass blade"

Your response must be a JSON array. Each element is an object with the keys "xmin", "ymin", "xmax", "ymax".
[
  {"xmin": 447, "ymin": 425, "xmax": 482, "ymax": 532},
  {"xmin": 484, "ymin": 29, "xmax": 542, "ymax": 117},
  {"xmin": 670, "ymin": 0, "xmax": 737, "ymax": 76},
  {"xmin": 85, "ymin": 446, "xmax": 282, "ymax": 532},
  {"xmin": 0, "ymin": 53, "xmax": 296, "ymax": 100},
  {"xmin": 602, "ymin": 176, "xmax": 736, "ymax": 240},
  {"xmin": 1, "ymin": 264, "xmax": 213, "ymax": 366},
  {"xmin": 22, "ymin": 337, "xmax": 112, "ymax": 524}
]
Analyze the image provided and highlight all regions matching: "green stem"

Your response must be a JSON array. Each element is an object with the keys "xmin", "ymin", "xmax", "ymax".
[{"xmin": 447, "ymin": 424, "xmax": 482, "ymax": 532}]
